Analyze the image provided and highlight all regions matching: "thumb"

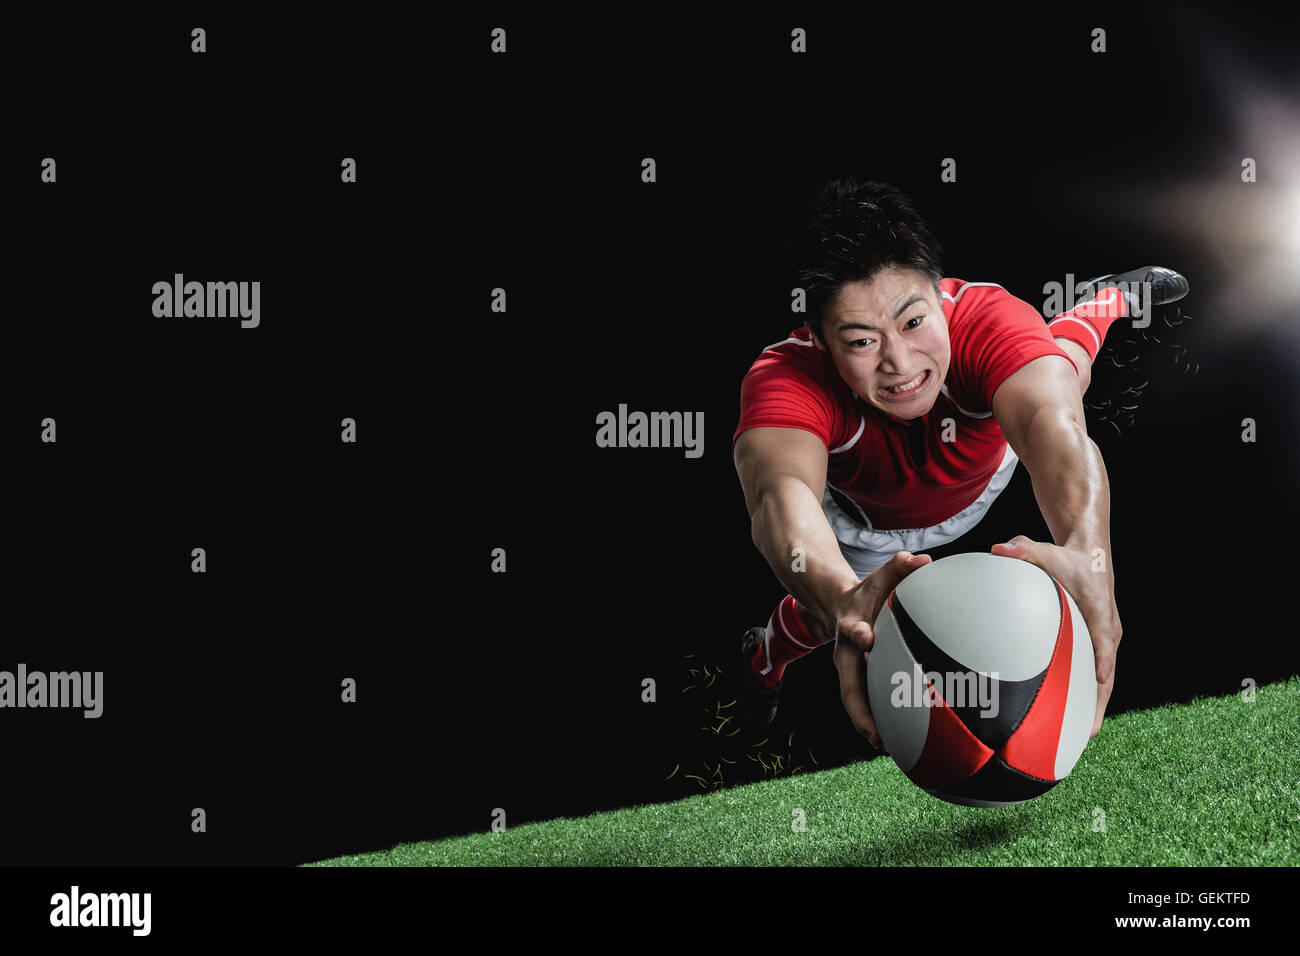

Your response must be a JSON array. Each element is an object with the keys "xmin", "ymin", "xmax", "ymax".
[{"xmin": 992, "ymin": 535, "xmax": 1033, "ymax": 555}]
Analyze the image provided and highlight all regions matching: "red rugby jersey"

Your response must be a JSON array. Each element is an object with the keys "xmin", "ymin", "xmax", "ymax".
[{"xmin": 732, "ymin": 278, "xmax": 1077, "ymax": 530}]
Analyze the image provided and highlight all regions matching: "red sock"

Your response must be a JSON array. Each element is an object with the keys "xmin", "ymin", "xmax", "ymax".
[
  {"xmin": 750, "ymin": 595, "xmax": 822, "ymax": 687},
  {"xmin": 1047, "ymin": 285, "xmax": 1131, "ymax": 363}
]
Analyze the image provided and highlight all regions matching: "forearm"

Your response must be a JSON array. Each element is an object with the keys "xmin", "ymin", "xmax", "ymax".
[
  {"xmin": 1023, "ymin": 412, "xmax": 1113, "ymax": 559},
  {"xmin": 750, "ymin": 476, "xmax": 861, "ymax": 642}
]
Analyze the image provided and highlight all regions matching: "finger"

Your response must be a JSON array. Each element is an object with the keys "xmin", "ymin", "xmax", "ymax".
[
  {"xmin": 863, "ymin": 550, "xmax": 932, "ymax": 622},
  {"xmin": 1090, "ymin": 665, "xmax": 1116, "ymax": 738},
  {"xmin": 836, "ymin": 644, "xmax": 881, "ymax": 748},
  {"xmin": 991, "ymin": 536, "xmax": 1054, "ymax": 577},
  {"xmin": 990, "ymin": 534, "xmax": 1033, "ymax": 557},
  {"xmin": 1093, "ymin": 635, "xmax": 1119, "ymax": 685},
  {"xmin": 842, "ymin": 619, "xmax": 874, "ymax": 654}
]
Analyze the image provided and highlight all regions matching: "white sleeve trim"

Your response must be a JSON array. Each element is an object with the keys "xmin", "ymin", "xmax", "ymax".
[
  {"xmin": 939, "ymin": 384, "xmax": 993, "ymax": 419},
  {"xmin": 941, "ymin": 281, "xmax": 1006, "ymax": 304},
  {"xmin": 763, "ymin": 335, "xmax": 816, "ymax": 352},
  {"xmin": 829, "ymin": 415, "xmax": 865, "ymax": 454}
]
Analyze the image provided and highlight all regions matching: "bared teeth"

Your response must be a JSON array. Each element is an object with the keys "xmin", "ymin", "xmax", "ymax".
[{"xmin": 885, "ymin": 371, "xmax": 924, "ymax": 392}]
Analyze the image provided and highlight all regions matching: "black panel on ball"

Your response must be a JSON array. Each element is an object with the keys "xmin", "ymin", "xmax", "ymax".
[
  {"xmin": 891, "ymin": 593, "xmax": 1048, "ymax": 751},
  {"xmin": 935, "ymin": 752, "xmax": 1060, "ymax": 806}
]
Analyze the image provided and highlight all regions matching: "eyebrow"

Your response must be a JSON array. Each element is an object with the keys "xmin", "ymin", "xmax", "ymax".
[{"xmin": 835, "ymin": 292, "xmax": 928, "ymax": 334}]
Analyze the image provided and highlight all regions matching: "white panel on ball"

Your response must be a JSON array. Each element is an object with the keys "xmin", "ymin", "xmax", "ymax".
[
  {"xmin": 866, "ymin": 605, "xmax": 931, "ymax": 775},
  {"xmin": 891, "ymin": 553, "xmax": 1059, "ymax": 681},
  {"xmin": 1055, "ymin": 585, "xmax": 1098, "ymax": 780}
]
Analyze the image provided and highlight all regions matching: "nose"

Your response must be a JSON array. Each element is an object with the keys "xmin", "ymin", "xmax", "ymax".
[{"xmin": 877, "ymin": 334, "xmax": 912, "ymax": 373}]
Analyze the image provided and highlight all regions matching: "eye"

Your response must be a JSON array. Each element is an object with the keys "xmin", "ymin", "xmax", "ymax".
[
  {"xmin": 849, "ymin": 338, "xmax": 873, "ymax": 349},
  {"xmin": 905, "ymin": 315, "xmax": 925, "ymax": 329}
]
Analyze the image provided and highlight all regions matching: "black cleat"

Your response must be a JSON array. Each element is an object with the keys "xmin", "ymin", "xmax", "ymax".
[
  {"xmin": 1079, "ymin": 266, "xmax": 1189, "ymax": 320},
  {"xmin": 739, "ymin": 626, "xmax": 782, "ymax": 727}
]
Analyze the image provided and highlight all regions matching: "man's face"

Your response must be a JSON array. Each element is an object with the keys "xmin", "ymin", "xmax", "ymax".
[{"xmin": 812, "ymin": 265, "xmax": 950, "ymax": 422}]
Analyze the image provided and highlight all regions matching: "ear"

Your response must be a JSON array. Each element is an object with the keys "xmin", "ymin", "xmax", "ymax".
[{"xmin": 810, "ymin": 330, "xmax": 826, "ymax": 351}]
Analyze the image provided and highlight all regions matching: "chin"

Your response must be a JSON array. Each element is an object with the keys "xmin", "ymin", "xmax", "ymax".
[{"xmin": 877, "ymin": 402, "xmax": 935, "ymax": 421}]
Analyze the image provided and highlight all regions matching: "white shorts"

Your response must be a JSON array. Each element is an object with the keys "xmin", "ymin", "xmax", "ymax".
[{"xmin": 822, "ymin": 442, "xmax": 1021, "ymax": 579}]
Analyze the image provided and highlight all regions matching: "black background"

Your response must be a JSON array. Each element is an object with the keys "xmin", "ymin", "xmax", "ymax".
[{"xmin": 5, "ymin": 5, "xmax": 1297, "ymax": 866}]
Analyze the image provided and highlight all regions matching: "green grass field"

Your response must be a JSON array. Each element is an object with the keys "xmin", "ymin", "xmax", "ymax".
[{"xmin": 308, "ymin": 676, "xmax": 1299, "ymax": 866}]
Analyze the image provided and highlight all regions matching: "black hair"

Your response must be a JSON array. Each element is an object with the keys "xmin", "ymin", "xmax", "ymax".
[{"xmin": 787, "ymin": 176, "xmax": 944, "ymax": 344}]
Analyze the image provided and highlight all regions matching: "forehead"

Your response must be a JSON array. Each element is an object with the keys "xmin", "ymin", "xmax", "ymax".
[{"xmin": 831, "ymin": 268, "xmax": 937, "ymax": 329}]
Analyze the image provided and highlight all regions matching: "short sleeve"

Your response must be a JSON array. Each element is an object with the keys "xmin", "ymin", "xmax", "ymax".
[
  {"xmin": 732, "ymin": 349, "xmax": 848, "ymax": 453},
  {"xmin": 961, "ymin": 289, "xmax": 1079, "ymax": 410}
]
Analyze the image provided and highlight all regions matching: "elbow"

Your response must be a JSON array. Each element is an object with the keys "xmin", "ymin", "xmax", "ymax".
[
  {"xmin": 747, "ymin": 486, "xmax": 772, "ymax": 551},
  {"xmin": 1018, "ymin": 412, "xmax": 1096, "ymax": 476},
  {"xmin": 748, "ymin": 496, "xmax": 765, "ymax": 550}
]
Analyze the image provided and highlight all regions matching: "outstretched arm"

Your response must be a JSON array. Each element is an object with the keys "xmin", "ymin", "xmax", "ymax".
[
  {"xmin": 734, "ymin": 426, "xmax": 931, "ymax": 746},
  {"xmin": 733, "ymin": 426, "xmax": 857, "ymax": 643},
  {"xmin": 990, "ymin": 354, "xmax": 1123, "ymax": 737}
]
